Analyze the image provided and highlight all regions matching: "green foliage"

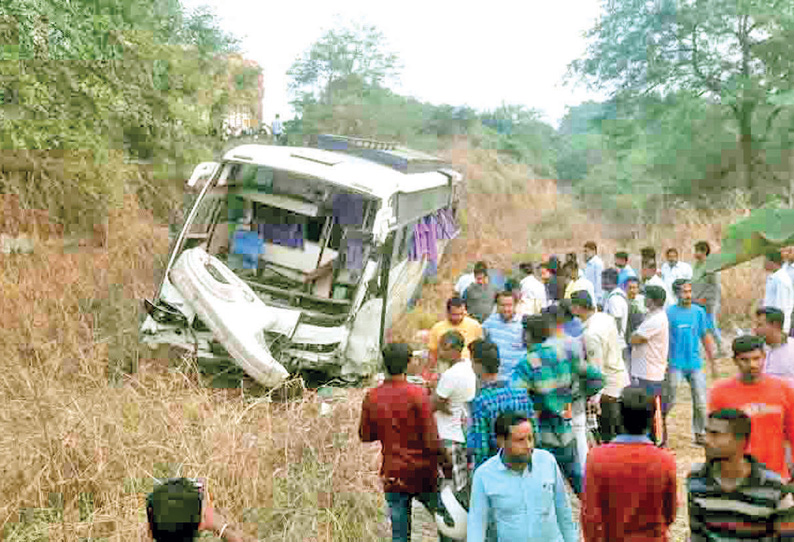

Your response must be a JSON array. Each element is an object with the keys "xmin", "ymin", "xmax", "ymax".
[
  {"xmin": 570, "ymin": 0, "xmax": 794, "ymax": 204},
  {"xmin": 0, "ymin": 1, "xmax": 253, "ymax": 232}
]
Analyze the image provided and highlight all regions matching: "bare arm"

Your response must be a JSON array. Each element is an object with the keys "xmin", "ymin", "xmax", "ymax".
[
  {"xmin": 630, "ymin": 333, "xmax": 648, "ymax": 345},
  {"xmin": 432, "ymin": 391, "xmax": 452, "ymax": 415}
]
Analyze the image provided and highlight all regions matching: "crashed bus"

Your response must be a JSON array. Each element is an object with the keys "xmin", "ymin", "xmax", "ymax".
[{"xmin": 140, "ymin": 135, "xmax": 462, "ymax": 387}]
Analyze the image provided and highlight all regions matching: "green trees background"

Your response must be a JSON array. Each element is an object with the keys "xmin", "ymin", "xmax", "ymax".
[
  {"xmin": 3, "ymin": 1, "xmax": 794, "ymax": 234},
  {"xmin": 0, "ymin": 0, "xmax": 258, "ymax": 231}
]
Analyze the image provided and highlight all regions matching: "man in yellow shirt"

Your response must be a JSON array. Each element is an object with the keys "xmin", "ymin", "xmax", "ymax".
[
  {"xmin": 562, "ymin": 261, "xmax": 596, "ymax": 303},
  {"xmin": 426, "ymin": 296, "xmax": 483, "ymax": 374}
]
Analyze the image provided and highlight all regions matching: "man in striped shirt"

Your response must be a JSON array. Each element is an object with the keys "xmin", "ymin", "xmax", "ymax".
[
  {"xmin": 482, "ymin": 291, "xmax": 526, "ymax": 381},
  {"xmin": 467, "ymin": 340, "xmax": 534, "ymax": 470},
  {"xmin": 688, "ymin": 408, "xmax": 794, "ymax": 541},
  {"xmin": 511, "ymin": 313, "xmax": 603, "ymax": 496}
]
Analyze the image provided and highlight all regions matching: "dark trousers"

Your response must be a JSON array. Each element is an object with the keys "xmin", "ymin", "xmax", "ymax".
[
  {"xmin": 599, "ymin": 394, "xmax": 622, "ymax": 443},
  {"xmin": 632, "ymin": 377, "xmax": 666, "ymax": 446},
  {"xmin": 384, "ymin": 491, "xmax": 439, "ymax": 542}
]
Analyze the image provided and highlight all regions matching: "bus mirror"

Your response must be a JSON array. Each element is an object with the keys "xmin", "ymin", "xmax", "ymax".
[{"xmin": 187, "ymin": 162, "xmax": 220, "ymax": 189}]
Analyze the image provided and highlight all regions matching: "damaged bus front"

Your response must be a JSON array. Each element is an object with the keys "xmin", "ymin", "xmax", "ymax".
[{"xmin": 140, "ymin": 137, "xmax": 461, "ymax": 387}]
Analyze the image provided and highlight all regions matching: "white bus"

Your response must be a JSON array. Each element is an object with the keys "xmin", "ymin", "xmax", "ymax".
[{"xmin": 140, "ymin": 135, "xmax": 462, "ymax": 386}]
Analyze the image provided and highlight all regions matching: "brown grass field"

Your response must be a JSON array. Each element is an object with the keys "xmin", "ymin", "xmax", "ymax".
[{"xmin": 0, "ymin": 144, "xmax": 766, "ymax": 541}]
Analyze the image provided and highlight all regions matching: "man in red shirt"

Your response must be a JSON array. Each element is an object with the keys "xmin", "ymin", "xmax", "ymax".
[
  {"xmin": 359, "ymin": 343, "xmax": 452, "ymax": 542},
  {"xmin": 708, "ymin": 335, "xmax": 794, "ymax": 481},
  {"xmin": 581, "ymin": 385, "xmax": 677, "ymax": 542}
]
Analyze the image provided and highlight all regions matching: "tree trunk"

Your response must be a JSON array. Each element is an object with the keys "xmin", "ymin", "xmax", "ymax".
[{"xmin": 737, "ymin": 103, "xmax": 756, "ymax": 203}]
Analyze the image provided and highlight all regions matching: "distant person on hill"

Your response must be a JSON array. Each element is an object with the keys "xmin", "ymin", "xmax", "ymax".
[
  {"xmin": 692, "ymin": 240, "xmax": 724, "ymax": 356},
  {"xmin": 764, "ymin": 249, "xmax": 794, "ymax": 335},
  {"xmin": 517, "ymin": 262, "xmax": 547, "ymax": 315},
  {"xmin": 464, "ymin": 261, "xmax": 499, "ymax": 323},
  {"xmin": 270, "ymin": 114, "xmax": 283, "ymax": 144},
  {"xmin": 660, "ymin": 247, "xmax": 692, "ymax": 303},
  {"xmin": 426, "ymin": 296, "xmax": 483, "ymax": 376},
  {"xmin": 583, "ymin": 241, "xmax": 605, "ymax": 307},
  {"xmin": 614, "ymin": 251, "xmax": 637, "ymax": 290},
  {"xmin": 359, "ymin": 343, "xmax": 453, "ymax": 542},
  {"xmin": 145, "ymin": 478, "xmax": 251, "ymax": 542},
  {"xmin": 482, "ymin": 291, "xmax": 525, "ymax": 380},
  {"xmin": 581, "ymin": 386, "xmax": 677, "ymax": 542},
  {"xmin": 756, "ymin": 307, "xmax": 794, "ymax": 384},
  {"xmin": 688, "ymin": 408, "xmax": 794, "ymax": 541},
  {"xmin": 708, "ymin": 335, "xmax": 794, "ymax": 481}
]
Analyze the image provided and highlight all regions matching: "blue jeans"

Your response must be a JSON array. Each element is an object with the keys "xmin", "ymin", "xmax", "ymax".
[
  {"xmin": 384, "ymin": 492, "xmax": 439, "ymax": 542},
  {"xmin": 542, "ymin": 440, "xmax": 582, "ymax": 495},
  {"xmin": 707, "ymin": 312, "xmax": 724, "ymax": 352},
  {"xmin": 665, "ymin": 367, "xmax": 708, "ymax": 437}
]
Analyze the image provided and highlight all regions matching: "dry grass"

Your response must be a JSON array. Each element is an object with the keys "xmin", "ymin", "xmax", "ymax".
[{"xmin": 0, "ymin": 140, "xmax": 772, "ymax": 541}]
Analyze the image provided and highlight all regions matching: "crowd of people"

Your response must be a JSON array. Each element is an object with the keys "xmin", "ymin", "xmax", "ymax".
[{"xmin": 359, "ymin": 242, "xmax": 794, "ymax": 542}]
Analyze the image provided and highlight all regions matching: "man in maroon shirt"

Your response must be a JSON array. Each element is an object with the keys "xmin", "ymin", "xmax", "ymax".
[
  {"xmin": 359, "ymin": 343, "xmax": 452, "ymax": 542},
  {"xmin": 581, "ymin": 385, "xmax": 678, "ymax": 542}
]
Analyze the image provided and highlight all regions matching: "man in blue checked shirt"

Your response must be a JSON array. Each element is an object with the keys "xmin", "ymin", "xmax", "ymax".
[
  {"xmin": 467, "ymin": 339, "xmax": 534, "ymax": 470},
  {"xmin": 467, "ymin": 410, "xmax": 577, "ymax": 542},
  {"xmin": 482, "ymin": 290, "xmax": 526, "ymax": 381}
]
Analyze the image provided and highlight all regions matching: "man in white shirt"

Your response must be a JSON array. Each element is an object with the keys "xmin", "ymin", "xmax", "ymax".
[
  {"xmin": 629, "ymin": 285, "xmax": 670, "ymax": 446},
  {"xmin": 783, "ymin": 246, "xmax": 794, "ymax": 338},
  {"xmin": 765, "ymin": 250, "xmax": 794, "ymax": 335},
  {"xmin": 454, "ymin": 264, "xmax": 476, "ymax": 297},
  {"xmin": 518, "ymin": 262, "xmax": 548, "ymax": 315},
  {"xmin": 602, "ymin": 268, "xmax": 630, "ymax": 373},
  {"xmin": 570, "ymin": 290, "xmax": 630, "ymax": 445},
  {"xmin": 584, "ymin": 241, "xmax": 605, "ymax": 307},
  {"xmin": 660, "ymin": 247, "xmax": 692, "ymax": 302},
  {"xmin": 641, "ymin": 258, "xmax": 672, "ymax": 308},
  {"xmin": 432, "ymin": 330, "xmax": 477, "ymax": 506}
]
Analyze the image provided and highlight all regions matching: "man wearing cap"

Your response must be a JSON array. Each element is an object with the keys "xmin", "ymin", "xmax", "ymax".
[
  {"xmin": 570, "ymin": 290, "xmax": 630, "ymax": 445},
  {"xmin": 629, "ymin": 285, "xmax": 670, "ymax": 445},
  {"xmin": 708, "ymin": 335, "xmax": 794, "ymax": 481}
]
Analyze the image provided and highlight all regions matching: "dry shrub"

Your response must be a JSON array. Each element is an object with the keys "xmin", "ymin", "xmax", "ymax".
[{"xmin": 0, "ymin": 194, "xmax": 387, "ymax": 541}]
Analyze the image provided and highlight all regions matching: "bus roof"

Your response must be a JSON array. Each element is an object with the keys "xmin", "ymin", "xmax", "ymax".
[{"xmin": 222, "ymin": 144, "xmax": 453, "ymax": 199}]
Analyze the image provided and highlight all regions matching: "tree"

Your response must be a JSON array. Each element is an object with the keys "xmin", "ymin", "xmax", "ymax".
[
  {"xmin": 287, "ymin": 22, "xmax": 401, "ymax": 108},
  {"xmin": 570, "ymin": 0, "xmax": 794, "ymax": 203},
  {"xmin": 0, "ymin": 0, "xmax": 249, "ymax": 230}
]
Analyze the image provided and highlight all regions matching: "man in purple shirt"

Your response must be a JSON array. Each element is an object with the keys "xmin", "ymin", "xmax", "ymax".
[{"xmin": 755, "ymin": 307, "xmax": 794, "ymax": 384}]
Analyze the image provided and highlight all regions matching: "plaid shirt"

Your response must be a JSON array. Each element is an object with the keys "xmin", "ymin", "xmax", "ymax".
[
  {"xmin": 466, "ymin": 380, "xmax": 534, "ymax": 470},
  {"xmin": 511, "ymin": 337, "xmax": 603, "ymax": 448}
]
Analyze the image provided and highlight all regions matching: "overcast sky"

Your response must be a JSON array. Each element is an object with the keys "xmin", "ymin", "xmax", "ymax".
[{"xmin": 180, "ymin": 0, "xmax": 606, "ymax": 128}]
